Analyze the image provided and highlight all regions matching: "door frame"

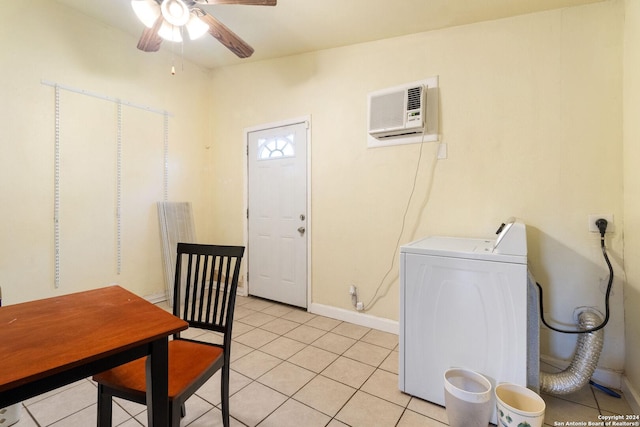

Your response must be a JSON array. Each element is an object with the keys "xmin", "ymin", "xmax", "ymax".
[{"xmin": 242, "ymin": 115, "xmax": 312, "ymax": 309}]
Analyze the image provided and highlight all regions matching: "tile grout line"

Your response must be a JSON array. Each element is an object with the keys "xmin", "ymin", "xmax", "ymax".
[
  {"xmin": 21, "ymin": 295, "xmax": 634, "ymax": 427},
  {"xmin": 230, "ymin": 298, "xmax": 408, "ymax": 426}
]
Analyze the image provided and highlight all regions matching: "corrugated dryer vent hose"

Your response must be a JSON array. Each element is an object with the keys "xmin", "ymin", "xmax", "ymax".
[{"xmin": 539, "ymin": 310, "xmax": 604, "ymax": 395}]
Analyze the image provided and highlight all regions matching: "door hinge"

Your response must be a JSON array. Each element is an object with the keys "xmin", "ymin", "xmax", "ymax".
[{"xmin": 246, "ymin": 209, "xmax": 249, "ymax": 219}]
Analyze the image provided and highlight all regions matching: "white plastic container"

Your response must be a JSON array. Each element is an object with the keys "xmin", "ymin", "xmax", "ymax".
[
  {"xmin": 444, "ymin": 368, "xmax": 493, "ymax": 427},
  {"xmin": 495, "ymin": 383, "xmax": 545, "ymax": 427},
  {"xmin": 0, "ymin": 404, "xmax": 22, "ymax": 426}
]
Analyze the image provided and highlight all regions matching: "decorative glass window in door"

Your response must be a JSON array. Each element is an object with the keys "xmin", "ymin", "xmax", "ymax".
[{"xmin": 257, "ymin": 134, "xmax": 295, "ymax": 160}]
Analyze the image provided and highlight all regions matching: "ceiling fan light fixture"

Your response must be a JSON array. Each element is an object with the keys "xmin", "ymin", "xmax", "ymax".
[
  {"xmin": 186, "ymin": 14, "xmax": 209, "ymax": 40},
  {"xmin": 131, "ymin": 0, "xmax": 161, "ymax": 29},
  {"xmin": 158, "ymin": 20, "xmax": 183, "ymax": 42},
  {"xmin": 161, "ymin": 0, "xmax": 191, "ymax": 27},
  {"xmin": 133, "ymin": 0, "xmax": 264, "ymax": 60}
]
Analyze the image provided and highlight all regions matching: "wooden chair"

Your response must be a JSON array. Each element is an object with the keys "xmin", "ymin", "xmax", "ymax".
[{"xmin": 93, "ymin": 243, "xmax": 245, "ymax": 427}]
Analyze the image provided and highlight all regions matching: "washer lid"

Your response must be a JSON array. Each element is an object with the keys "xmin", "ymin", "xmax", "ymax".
[{"xmin": 401, "ymin": 236, "xmax": 527, "ymax": 264}]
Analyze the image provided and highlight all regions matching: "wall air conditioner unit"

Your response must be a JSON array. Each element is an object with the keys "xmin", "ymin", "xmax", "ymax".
[
  {"xmin": 367, "ymin": 77, "xmax": 439, "ymax": 148},
  {"xmin": 368, "ymin": 84, "xmax": 425, "ymax": 139}
]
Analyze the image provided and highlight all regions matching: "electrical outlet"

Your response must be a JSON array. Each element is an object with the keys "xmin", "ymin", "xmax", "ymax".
[
  {"xmin": 588, "ymin": 214, "xmax": 614, "ymax": 233},
  {"xmin": 349, "ymin": 285, "xmax": 359, "ymax": 310},
  {"xmin": 437, "ymin": 143, "xmax": 448, "ymax": 160}
]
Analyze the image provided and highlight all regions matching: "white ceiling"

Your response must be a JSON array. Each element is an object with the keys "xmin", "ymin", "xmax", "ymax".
[{"xmin": 54, "ymin": 0, "xmax": 604, "ymax": 70}]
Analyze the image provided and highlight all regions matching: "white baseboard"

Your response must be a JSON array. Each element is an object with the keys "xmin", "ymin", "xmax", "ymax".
[
  {"xmin": 145, "ymin": 292, "xmax": 167, "ymax": 304},
  {"xmin": 540, "ymin": 354, "xmax": 622, "ymax": 390},
  {"xmin": 308, "ymin": 303, "xmax": 399, "ymax": 335},
  {"xmin": 622, "ymin": 377, "xmax": 640, "ymax": 415},
  {"xmin": 154, "ymin": 291, "xmax": 638, "ymax": 414},
  {"xmin": 307, "ymin": 305, "xmax": 626, "ymax": 394},
  {"xmin": 238, "ymin": 284, "xmax": 248, "ymax": 297},
  {"xmin": 146, "ymin": 284, "xmax": 248, "ymax": 305}
]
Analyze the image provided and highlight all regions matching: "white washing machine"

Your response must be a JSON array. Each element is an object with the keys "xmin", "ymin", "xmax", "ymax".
[{"xmin": 398, "ymin": 218, "xmax": 539, "ymax": 423}]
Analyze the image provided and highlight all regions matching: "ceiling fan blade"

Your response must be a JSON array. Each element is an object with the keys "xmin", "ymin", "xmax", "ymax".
[
  {"xmin": 194, "ymin": 0, "xmax": 276, "ymax": 6},
  {"xmin": 137, "ymin": 17, "xmax": 164, "ymax": 52},
  {"xmin": 199, "ymin": 12, "xmax": 255, "ymax": 58}
]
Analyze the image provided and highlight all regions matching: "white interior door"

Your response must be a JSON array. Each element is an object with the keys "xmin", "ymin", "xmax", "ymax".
[{"xmin": 247, "ymin": 120, "xmax": 308, "ymax": 308}]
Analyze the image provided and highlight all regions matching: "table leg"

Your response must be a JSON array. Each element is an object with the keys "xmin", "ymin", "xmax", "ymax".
[{"xmin": 146, "ymin": 338, "xmax": 169, "ymax": 427}]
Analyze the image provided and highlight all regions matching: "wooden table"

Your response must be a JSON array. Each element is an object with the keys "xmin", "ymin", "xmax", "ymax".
[{"xmin": 0, "ymin": 285, "xmax": 187, "ymax": 426}]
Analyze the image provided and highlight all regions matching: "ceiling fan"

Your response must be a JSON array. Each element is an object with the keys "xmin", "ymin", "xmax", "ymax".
[{"xmin": 131, "ymin": 0, "xmax": 276, "ymax": 58}]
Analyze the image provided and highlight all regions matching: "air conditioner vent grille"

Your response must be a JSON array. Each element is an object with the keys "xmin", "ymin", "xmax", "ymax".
[
  {"xmin": 407, "ymin": 87, "xmax": 422, "ymax": 110},
  {"xmin": 369, "ymin": 91, "xmax": 405, "ymax": 131}
]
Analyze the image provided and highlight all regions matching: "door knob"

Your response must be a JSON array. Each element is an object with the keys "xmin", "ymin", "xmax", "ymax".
[{"xmin": 297, "ymin": 226, "xmax": 306, "ymax": 235}]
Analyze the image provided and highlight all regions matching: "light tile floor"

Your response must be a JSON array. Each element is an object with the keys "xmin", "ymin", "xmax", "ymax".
[{"xmin": 11, "ymin": 295, "xmax": 637, "ymax": 427}]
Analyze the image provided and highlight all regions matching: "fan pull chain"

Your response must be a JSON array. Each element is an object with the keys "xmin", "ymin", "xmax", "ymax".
[
  {"xmin": 169, "ymin": 26, "xmax": 186, "ymax": 75},
  {"xmin": 171, "ymin": 24, "xmax": 176, "ymax": 75}
]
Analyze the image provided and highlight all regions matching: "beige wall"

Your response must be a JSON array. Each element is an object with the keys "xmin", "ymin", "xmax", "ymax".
[
  {"xmin": 0, "ymin": 0, "xmax": 213, "ymax": 302},
  {"xmin": 210, "ymin": 1, "xmax": 627, "ymax": 378},
  {"xmin": 623, "ymin": 0, "xmax": 640, "ymax": 402},
  {"xmin": 0, "ymin": 0, "xmax": 635, "ymax": 395}
]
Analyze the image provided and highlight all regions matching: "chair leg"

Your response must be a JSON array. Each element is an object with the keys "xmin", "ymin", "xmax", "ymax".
[
  {"xmin": 169, "ymin": 402, "xmax": 181, "ymax": 427},
  {"xmin": 181, "ymin": 403, "xmax": 186, "ymax": 418},
  {"xmin": 170, "ymin": 401, "xmax": 182, "ymax": 427},
  {"xmin": 221, "ymin": 365, "xmax": 230, "ymax": 427},
  {"xmin": 97, "ymin": 384, "xmax": 113, "ymax": 427}
]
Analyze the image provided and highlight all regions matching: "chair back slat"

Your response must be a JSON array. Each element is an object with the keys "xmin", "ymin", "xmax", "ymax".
[
  {"xmin": 209, "ymin": 255, "xmax": 224, "ymax": 324},
  {"xmin": 172, "ymin": 243, "xmax": 245, "ymax": 335}
]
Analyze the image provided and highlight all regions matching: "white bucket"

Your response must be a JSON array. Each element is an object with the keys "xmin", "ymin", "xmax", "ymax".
[
  {"xmin": 0, "ymin": 404, "xmax": 21, "ymax": 426},
  {"xmin": 444, "ymin": 368, "xmax": 493, "ymax": 427},
  {"xmin": 495, "ymin": 383, "xmax": 545, "ymax": 427}
]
